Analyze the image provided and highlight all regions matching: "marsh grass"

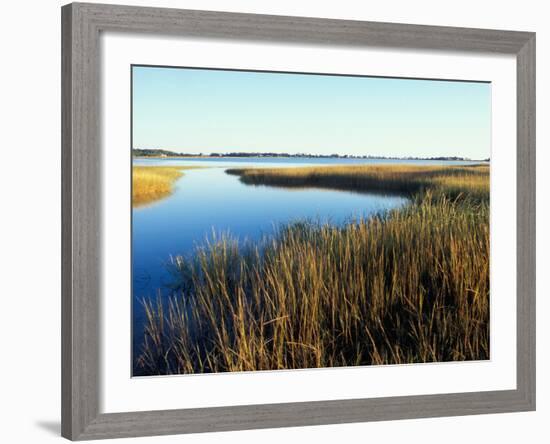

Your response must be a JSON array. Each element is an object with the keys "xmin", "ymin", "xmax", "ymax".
[
  {"xmin": 136, "ymin": 164, "xmax": 490, "ymax": 375},
  {"xmin": 132, "ymin": 166, "xmax": 202, "ymax": 207},
  {"xmin": 227, "ymin": 164, "xmax": 489, "ymax": 201}
]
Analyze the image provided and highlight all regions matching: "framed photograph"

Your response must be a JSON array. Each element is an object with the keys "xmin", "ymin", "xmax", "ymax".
[{"xmin": 61, "ymin": 2, "xmax": 536, "ymax": 440}]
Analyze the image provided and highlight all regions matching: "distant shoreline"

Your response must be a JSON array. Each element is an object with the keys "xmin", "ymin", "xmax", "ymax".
[{"xmin": 132, "ymin": 150, "xmax": 489, "ymax": 163}]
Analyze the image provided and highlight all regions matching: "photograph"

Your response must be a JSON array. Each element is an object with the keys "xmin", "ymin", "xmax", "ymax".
[
  {"xmin": 131, "ymin": 65, "xmax": 491, "ymax": 377},
  {"xmin": 0, "ymin": 0, "xmax": 540, "ymax": 441}
]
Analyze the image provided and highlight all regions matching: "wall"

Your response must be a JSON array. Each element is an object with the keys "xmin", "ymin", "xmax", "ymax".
[{"xmin": 0, "ymin": 0, "xmax": 546, "ymax": 442}]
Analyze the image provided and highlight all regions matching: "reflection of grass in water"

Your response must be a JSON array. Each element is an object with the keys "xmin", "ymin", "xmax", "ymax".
[
  {"xmin": 137, "ymin": 164, "xmax": 490, "ymax": 375},
  {"xmin": 227, "ymin": 164, "xmax": 489, "ymax": 201},
  {"xmin": 132, "ymin": 166, "xmax": 203, "ymax": 207}
]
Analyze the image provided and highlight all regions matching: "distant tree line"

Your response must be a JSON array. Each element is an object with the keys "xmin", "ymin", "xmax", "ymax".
[
  {"xmin": 133, "ymin": 148, "xmax": 485, "ymax": 161},
  {"xmin": 132, "ymin": 148, "xmax": 201, "ymax": 157}
]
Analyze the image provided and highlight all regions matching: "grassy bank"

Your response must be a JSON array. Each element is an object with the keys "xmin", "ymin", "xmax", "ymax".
[
  {"xmin": 133, "ymin": 166, "xmax": 200, "ymax": 207},
  {"xmin": 227, "ymin": 164, "xmax": 489, "ymax": 201},
  {"xmin": 137, "ymin": 165, "xmax": 490, "ymax": 375}
]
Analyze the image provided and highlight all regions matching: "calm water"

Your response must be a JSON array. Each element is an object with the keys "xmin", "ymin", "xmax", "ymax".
[{"xmin": 131, "ymin": 157, "xmax": 483, "ymax": 364}]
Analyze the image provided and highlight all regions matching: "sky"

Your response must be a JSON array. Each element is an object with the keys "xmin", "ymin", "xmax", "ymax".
[{"xmin": 132, "ymin": 66, "xmax": 491, "ymax": 159}]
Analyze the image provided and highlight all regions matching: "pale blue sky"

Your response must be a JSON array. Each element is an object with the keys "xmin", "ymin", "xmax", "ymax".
[{"xmin": 132, "ymin": 66, "xmax": 491, "ymax": 159}]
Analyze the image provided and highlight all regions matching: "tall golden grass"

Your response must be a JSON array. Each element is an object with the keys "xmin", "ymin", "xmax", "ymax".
[
  {"xmin": 136, "ymin": 164, "xmax": 490, "ymax": 375},
  {"xmin": 132, "ymin": 166, "xmax": 199, "ymax": 207},
  {"xmin": 227, "ymin": 164, "xmax": 489, "ymax": 201}
]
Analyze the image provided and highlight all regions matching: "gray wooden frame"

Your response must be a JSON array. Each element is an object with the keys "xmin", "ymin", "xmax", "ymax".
[{"xmin": 61, "ymin": 2, "xmax": 536, "ymax": 440}]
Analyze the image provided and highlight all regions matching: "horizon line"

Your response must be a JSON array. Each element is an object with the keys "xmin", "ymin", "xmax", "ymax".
[{"xmin": 131, "ymin": 148, "xmax": 489, "ymax": 161}]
